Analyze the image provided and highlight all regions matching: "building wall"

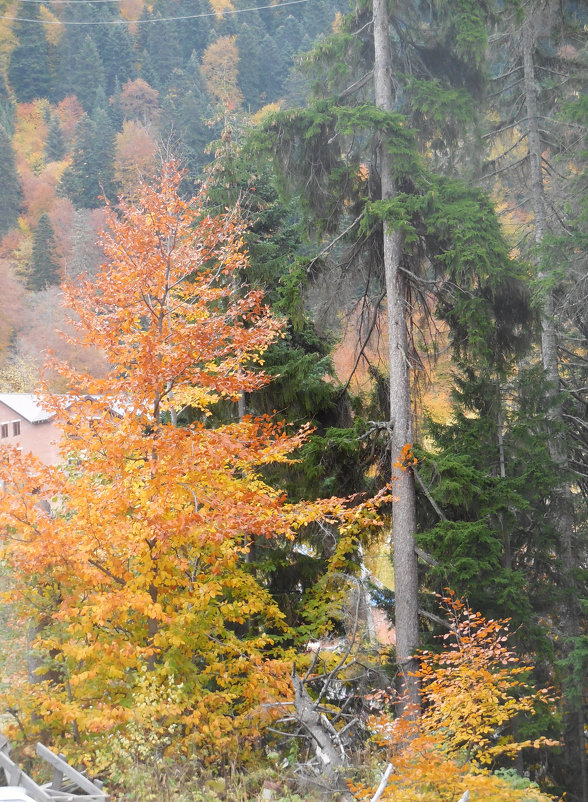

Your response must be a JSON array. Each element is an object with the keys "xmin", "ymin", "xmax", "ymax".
[{"xmin": 0, "ymin": 400, "xmax": 62, "ymax": 465}]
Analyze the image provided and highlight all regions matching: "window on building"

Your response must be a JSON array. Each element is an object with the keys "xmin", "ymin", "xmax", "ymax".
[
  {"xmin": 0, "ymin": 423, "xmax": 8, "ymax": 438},
  {"xmin": 12, "ymin": 420, "xmax": 20, "ymax": 436}
]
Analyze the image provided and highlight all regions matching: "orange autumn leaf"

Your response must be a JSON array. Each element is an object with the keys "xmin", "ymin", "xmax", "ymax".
[
  {"xmin": 393, "ymin": 442, "xmax": 418, "ymax": 471},
  {"xmin": 0, "ymin": 162, "xmax": 353, "ymax": 766},
  {"xmin": 355, "ymin": 594, "xmax": 558, "ymax": 801}
]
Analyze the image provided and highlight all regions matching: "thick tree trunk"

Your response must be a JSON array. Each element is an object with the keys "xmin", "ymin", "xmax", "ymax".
[
  {"xmin": 373, "ymin": 0, "xmax": 420, "ymax": 710},
  {"xmin": 522, "ymin": 20, "xmax": 587, "ymax": 802}
]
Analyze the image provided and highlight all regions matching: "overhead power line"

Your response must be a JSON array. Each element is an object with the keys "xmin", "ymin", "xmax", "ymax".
[
  {"xmin": 9, "ymin": 0, "xmax": 132, "ymax": 3},
  {"xmin": 0, "ymin": 0, "xmax": 310, "ymax": 23}
]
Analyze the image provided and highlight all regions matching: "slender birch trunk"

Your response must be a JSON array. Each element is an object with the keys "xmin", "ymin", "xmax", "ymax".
[{"xmin": 373, "ymin": 0, "xmax": 420, "ymax": 709}]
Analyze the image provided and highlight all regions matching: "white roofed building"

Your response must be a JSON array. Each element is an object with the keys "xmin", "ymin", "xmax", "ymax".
[{"xmin": 0, "ymin": 394, "xmax": 62, "ymax": 465}]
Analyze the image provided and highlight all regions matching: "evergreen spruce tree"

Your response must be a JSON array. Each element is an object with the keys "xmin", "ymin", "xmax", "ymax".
[
  {"xmin": 0, "ymin": 71, "xmax": 15, "ymax": 135},
  {"xmin": 7, "ymin": 3, "xmax": 53, "ymax": 102},
  {"xmin": 235, "ymin": 23, "xmax": 262, "ymax": 110},
  {"xmin": 0, "ymin": 125, "xmax": 23, "ymax": 237},
  {"xmin": 72, "ymin": 35, "xmax": 107, "ymax": 113},
  {"xmin": 109, "ymin": 77, "xmax": 124, "ymax": 132},
  {"xmin": 273, "ymin": 15, "xmax": 304, "ymax": 85},
  {"xmin": 45, "ymin": 115, "xmax": 66, "ymax": 163},
  {"xmin": 481, "ymin": 5, "xmax": 588, "ymax": 796},
  {"xmin": 202, "ymin": 126, "xmax": 359, "ymax": 631},
  {"xmin": 27, "ymin": 213, "xmax": 61, "ymax": 291},
  {"xmin": 258, "ymin": 34, "xmax": 283, "ymax": 102},
  {"xmin": 52, "ymin": 1, "xmax": 98, "ymax": 101},
  {"xmin": 138, "ymin": 49, "xmax": 160, "ymax": 92},
  {"xmin": 253, "ymin": 0, "xmax": 534, "ymax": 709},
  {"xmin": 92, "ymin": 85, "xmax": 109, "ymax": 117},
  {"xmin": 135, "ymin": 4, "xmax": 152, "ymax": 55},
  {"xmin": 176, "ymin": 0, "xmax": 212, "ymax": 60},
  {"xmin": 144, "ymin": 4, "xmax": 183, "ymax": 91},
  {"xmin": 163, "ymin": 53, "xmax": 213, "ymax": 175},
  {"xmin": 416, "ymin": 367, "xmax": 559, "ymax": 630},
  {"xmin": 60, "ymin": 109, "xmax": 117, "ymax": 208},
  {"xmin": 102, "ymin": 25, "xmax": 135, "ymax": 96},
  {"xmin": 302, "ymin": 0, "xmax": 333, "ymax": 42}
]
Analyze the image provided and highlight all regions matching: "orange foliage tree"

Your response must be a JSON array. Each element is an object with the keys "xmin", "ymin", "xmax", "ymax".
[
  {"xmin": 119, "ymin": 78, "xmax": 161, "ymax": 127},
  {"xmin": 201, "ymin": 36, "xmax": 243, "ymax": 112},
  {"xmin": 0, "ymin": 163, "xmax": 350, "ymax": 764},
  {"xmin": 55, "ymin": 96, "xmax": 85, "ymax": 146},
  {"xmin": 114, "ymin": 120, "xmax": 158, "ymax": 196},
  {"xmin": 352, "ymin": 593, "xmax": 557, "ymax": 801}
]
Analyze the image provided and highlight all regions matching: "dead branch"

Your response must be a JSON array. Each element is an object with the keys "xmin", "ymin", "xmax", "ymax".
[
  {"xmin": 291, "ymin": 670, "xmax": 346, "ymax": 783},
  {"xmin": 413, "ymin": 466, "xmax": 447, "ymax": 522},
  {"xmin": 414, "ymin": 547, "xmax": 440, "ymax": 568},
  {"xmin": 339, "ymin": 70, "xmax": 375, "ymax": 100},
  {"xmin": 370, "ymin": 762, "xmax": 395, "ymax": 802}
]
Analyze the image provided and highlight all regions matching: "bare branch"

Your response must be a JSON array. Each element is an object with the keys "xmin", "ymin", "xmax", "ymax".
[
  {"xmin": 414, "ymin": 466, "xmax": 447, "ymax": 522},
  {"xmin": 419, "ymin": 608, "xmax": 452, "ymax": 630},
  {"xmin": 482, "ymin": 117, "xmax": 529, "ymax": 140},
  {"xmin": 87, "ymin": 559, "xmax": 126, "ymax": 587},
  {"xmin": 338, "ymin": 290, "xmax": 386, "ymax": 396},
  {"xmin": 480, "ymin": 155, "xmax": 527, "ymax": 180},
  {"xmin": 415, "ymin": 547, "xmax": 440, "ymax": 568},
  {"xmin": 339, "ymin": 70, "xmax": 375, "ymax": 100},
  {"xmin": 306, "ymin": 215, "xmax": 363, "ymax": 275},
  {"xmin": 370, "ymin": 763, "xmax": 395, "ymax": 802}
]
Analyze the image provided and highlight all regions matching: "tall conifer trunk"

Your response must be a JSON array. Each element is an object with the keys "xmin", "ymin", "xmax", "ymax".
[
  {"xmin": 522, "ymin": 18, "xmax": 587, "ymax": 801},
  {"xmin": 373, "ymin": 0, "xmax": 419, "ymax": 709}
]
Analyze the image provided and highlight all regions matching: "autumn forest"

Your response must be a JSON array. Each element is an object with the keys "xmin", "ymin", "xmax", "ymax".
[{"xmin": 0, "ymin": 0, "xmax": 586, "ymax": 801}]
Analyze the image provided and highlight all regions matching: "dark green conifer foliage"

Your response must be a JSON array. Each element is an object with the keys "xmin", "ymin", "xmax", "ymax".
[
  {"xmin": 416, "ymin": 368, "xmax": 558, "ymax": 628},
  {"xmin": 73, "ymin": 35, "xmax": 106, "ymax": 113},
  {"xmin": 258, "ymin": 34, "xmax": 283, "ymax": 101},
  {"xmin": 482, "ymin": 8, "xmax": 588, "ymax": 795},
  {"xmin": 256, "ymin": 106, "xmax": 531, "ymax": 368},
  {"xmin": 539, "ymin": 90, "xmax": 588, "ymax": 801},
  {"xmin": 176, "ymin": 0, "xmax": 212, "ymax": 60},
  {"xmin": 92, "ymin": 86, "xmax": 109, "ymax": 117},
  {"xmin": 44, "ymin": 116, "xmax": 66, "ymax": 162},
  {"xmin": 302, "ymin": 0, "xmax": 333, "ymax": 42},
  {"xmin": 136, "ymin": 4, "xmax": 151, "ymax": 51},
  {"xmin": 101, "ymin": 25, "xmax": 135, "ymax": 96},
  {"xmin": 163, "ymin": 53, "xmax": 213, "ymax": 175},
  {"xmin": 199, "ymin": 127, "xmax": 360, "ymax": 631},
  {"xmin": 59, "ymin": 109, "xmax": 117, "ymax": 208},
  {"xmin": 273, "ymin": 16, "xmax": 304, "ymax": 84},
  {"xmin": 0, "ymin": 71, "xmax": 15, "ymax": 135},
  {"xmin": 236, "ymin": 23, "xmax": 262, "ymax": 110},
  {"xmin": 251, "ymin": 0, "xmax": 544, "ymax": 719},
  {"xmin": 53, "ymin": 2, "xmax": 100, "ymax": 101},
  {"xmin": 0, "ymin": 125, "xmax": 22, "ymax": 237},
  {"xmin": 27, "ymin": 213, "xmax": 61, "ymax": 291},
  {"xmin": 138, "ymin": 49, "xmax": 160, "ymax": 93},
  {"xmin": 7, "ymin": 4, "xmax": 53, "ymax": 102},
  {"xmin": 144, "ymin": 2, "xmax": 183, "ymax": 91},
  {"xmin": 109, "ymin": 78, "xmax": 124, "ymax": 132}
]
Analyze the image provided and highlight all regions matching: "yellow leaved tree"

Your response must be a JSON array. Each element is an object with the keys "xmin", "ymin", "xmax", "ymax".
[
  {"xmin": 352, "ymin": 592, "xmax": 558, "ymax": 801},
  {"xmin": 0, "ymin": 162, "xmax": 351, "ymax": 767}
]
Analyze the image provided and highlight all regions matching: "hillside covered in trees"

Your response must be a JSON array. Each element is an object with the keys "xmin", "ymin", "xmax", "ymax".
[{"xmin": 0, "ymin": 1, "xmax": 586, "ymax": 801}]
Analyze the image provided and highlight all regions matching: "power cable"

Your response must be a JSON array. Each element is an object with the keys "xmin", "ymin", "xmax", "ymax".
[{"xmin": 0, "ymin": 0, "xmax": 310, "ymax": 23}]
